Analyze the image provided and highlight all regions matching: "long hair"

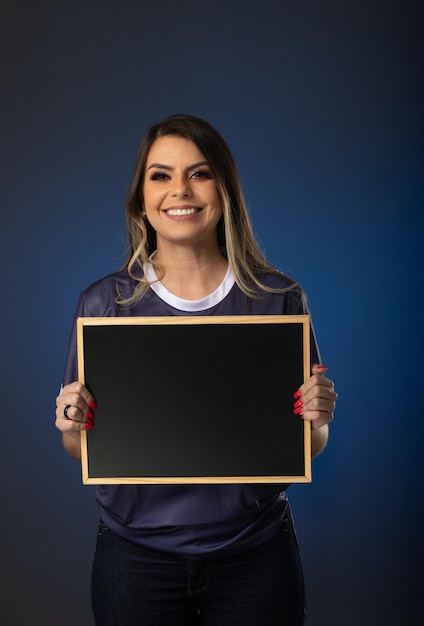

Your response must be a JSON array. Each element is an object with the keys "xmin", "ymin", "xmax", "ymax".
[{"xmin": 120, "ymin": 113, "xmax": 292, "ymax": 305}]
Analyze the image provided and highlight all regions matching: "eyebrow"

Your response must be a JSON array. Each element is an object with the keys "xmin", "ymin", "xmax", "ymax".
[{"xmin": 146, "ymin": 160, "xmax": 210, "ymax": 172}]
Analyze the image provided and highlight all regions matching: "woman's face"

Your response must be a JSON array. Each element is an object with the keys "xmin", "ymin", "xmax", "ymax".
[{"xmin": 143, "ymin": 135, "xmax": 223, "ymax": 251}]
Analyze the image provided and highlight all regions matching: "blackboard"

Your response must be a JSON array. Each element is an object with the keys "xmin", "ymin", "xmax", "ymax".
[{"xmin": 77, "ymin": 315, "xmax": 311, "ymax": 484}]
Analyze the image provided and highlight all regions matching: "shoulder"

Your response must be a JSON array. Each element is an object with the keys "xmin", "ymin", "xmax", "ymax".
[
  {"xmin": 247, "ymin": 270, "xmax": 308, "ymax": 314},
  {"xmin": 259, "ymin": 270, "xmax": 304, "ymax": 298},
  {"xmin": 257, "ymin": 270, "xmax": 298, "ymax": 290},
  {"xmin": 77, "ymin": 268, "xmax": 138, "ymax": 316},
  {"xmin": 82, "ymin": 268, "xmax": 134, "ymax": 295}
]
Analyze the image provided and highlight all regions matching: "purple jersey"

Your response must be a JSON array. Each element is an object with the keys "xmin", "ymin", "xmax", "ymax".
[{"xmin": 62, "ymin": 265, "xmax": 320, "ymax": 558}]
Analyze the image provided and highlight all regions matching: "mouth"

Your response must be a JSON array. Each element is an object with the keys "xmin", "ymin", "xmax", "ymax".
[{"xmin": 163, "ymin": 206, "xmax": 203, "ymax": 217}]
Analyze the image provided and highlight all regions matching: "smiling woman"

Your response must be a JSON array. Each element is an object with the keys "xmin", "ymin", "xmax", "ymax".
[
  {"xmin": 55, "ymin": 113, "xmax": 337, "ymax": 626},
  {"xmin": 142, "ymin": 136, "xmax": 225, "ymax": 287},
  {"xmin": 122, "ymin": 114, "xmax": 297, "ymax": 305}
]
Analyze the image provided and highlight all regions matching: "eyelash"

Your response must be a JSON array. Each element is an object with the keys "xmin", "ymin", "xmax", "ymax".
[
  {"xmin": 150, "ymin": 172, "xmax": 169, "ymax": 181},
  {"xmin": 191, "ymin": 169, "xmax": 213, "ymax": 179},
  {"xmin": 149, "ymin": 169, "xmax": 213, "ymax": 181}
]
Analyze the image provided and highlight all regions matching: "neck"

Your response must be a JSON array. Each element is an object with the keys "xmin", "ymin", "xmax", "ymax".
[{"xmin": 152, "ymin": 242, "xmax": 228, "ymax": 300}]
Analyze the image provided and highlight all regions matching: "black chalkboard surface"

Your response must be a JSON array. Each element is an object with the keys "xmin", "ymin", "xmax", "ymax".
[{"xmin": 77, "ymin": 315, "xmax": 311, "ymax": 484}]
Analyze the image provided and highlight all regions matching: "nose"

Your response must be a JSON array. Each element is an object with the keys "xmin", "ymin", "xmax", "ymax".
[{"xmin": 171, "ymin": 175, "xmax": 192, "ymax": 197}]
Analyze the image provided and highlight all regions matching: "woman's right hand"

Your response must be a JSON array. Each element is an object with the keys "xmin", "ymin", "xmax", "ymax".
[{"xmin": 55, "ymin": 382, "xmax": 96, "ymax": 433}]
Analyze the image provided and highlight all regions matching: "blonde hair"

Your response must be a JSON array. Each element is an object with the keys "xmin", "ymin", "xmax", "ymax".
[{"xmin": 119, "ymin": 114, "xmax": 294, "ymax": 305}]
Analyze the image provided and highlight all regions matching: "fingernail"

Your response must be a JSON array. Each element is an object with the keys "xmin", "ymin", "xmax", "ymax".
[
  {"xmin": 293, "ymin": 389, "xmax": 302, "ymax": 399},
  {"xmin": 89, "ymin": 400, "xmax": 97, "ymax": 410},
  {"xmin": 294, "ymin": 398, "xmax": 303, "ymax": 408},
  {"xmin": 293, "ymin": 407, "xmax": 304, "ymax": 415},
  {"xmin": 86, "ymin": 408, "xmax": 95, "ymax": 419},
  {"xmin": 85, "ymin": 419, "xmax": 94, "ymax": 430},
  {"xmin": 317, "ymin": 366, "xmax": 328, "ymax": 371}
]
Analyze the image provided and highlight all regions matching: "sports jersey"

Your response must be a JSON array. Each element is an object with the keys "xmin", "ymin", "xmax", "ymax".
[{"xmin": 62, "ymin": 263, "xmax": 320, "ymax": 558}]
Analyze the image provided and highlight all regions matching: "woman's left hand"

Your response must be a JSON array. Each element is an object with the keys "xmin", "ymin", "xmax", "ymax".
[{"xmin": 293, "ymin": 364, "xmax": 337, "ymax": 430}]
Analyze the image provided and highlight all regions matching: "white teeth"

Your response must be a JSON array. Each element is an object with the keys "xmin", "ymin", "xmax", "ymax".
[{"xmin": 167, "ymin": 208, "xmax": 198, "ymax": 216}]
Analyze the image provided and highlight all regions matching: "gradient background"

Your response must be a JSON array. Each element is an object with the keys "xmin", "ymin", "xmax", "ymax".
[{"xmin": 1, "ymin": 1, "xmax": 422, "ymax": 624}]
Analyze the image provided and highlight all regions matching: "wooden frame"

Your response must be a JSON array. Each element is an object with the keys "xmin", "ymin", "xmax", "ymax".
[{"xmin": 77, "ymin": 315, "xmax": 311, "ymax": 484}]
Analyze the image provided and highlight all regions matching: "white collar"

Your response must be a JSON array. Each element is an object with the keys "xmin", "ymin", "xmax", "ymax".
[{"xmin": 144, "ymin": 261, "xmax": 235, "ymax": 312}]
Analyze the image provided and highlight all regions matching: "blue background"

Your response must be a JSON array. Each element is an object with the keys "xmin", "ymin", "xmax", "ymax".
[{"xmin": 1, "ymin": 1, "xmax": 422, "ymax": 624}]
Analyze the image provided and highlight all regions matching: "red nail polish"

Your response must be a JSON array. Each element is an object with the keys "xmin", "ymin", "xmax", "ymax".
[
  {"xmin": 317, "ymin": 366, "xmax": 328, "ymax": 371},
  {"xmin": 86, "ymin": 408, "xmax": 95, "ymax": 419},
  {"xmin": 294, "ymin": 399, "xmax": 303, "ymax": 408},
  {"xmin": 293, "ymin": 407, "xmax": 304, "ymax": 415},
  {"xmin": 89, "ymin": 400, "xmax": 97, "ymax": 410},
  {"xmin": 85, "ymin": 418, "xmax": 94, "ymax": 429},
  {"xmin": 293, "ymin": 389, "xmax": 302, "ymax": 399}
]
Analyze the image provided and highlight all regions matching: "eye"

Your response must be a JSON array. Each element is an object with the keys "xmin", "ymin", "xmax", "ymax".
[
  {"xmin": 149, "ymin": 171, "xmax": 170, "ymax": 181},
  {"xmin": 190, "ymin": 169, "xmax": 213, "ymax": 180}
]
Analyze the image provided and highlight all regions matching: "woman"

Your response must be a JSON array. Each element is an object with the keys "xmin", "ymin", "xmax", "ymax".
[{"xmin": 56, "ymin": 114, "xmax": 337, "ymax": 625}]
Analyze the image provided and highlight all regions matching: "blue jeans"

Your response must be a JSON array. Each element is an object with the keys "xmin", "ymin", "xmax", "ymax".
[{"xmin": 91, "ymin": 509, "xmax": 305, "ymax": 625}]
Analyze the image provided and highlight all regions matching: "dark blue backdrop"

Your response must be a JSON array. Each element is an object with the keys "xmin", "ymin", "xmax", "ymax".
[{"xmin": 1, "ymin": 1, "xmax": 422, "ymax": 624}]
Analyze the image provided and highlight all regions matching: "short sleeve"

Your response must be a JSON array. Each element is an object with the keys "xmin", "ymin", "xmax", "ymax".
[
  {"xmin": 293, "ymin": 287, "xmax": 321, "ymax": 367},
  {"xmin": 62, "ymin": 291, "xmax": 91, "ymax": 385}
]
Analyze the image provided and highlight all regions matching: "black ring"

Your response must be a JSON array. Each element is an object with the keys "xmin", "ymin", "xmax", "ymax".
[{"xmin": 64, "ymin": 405, "xmax": 72, "ymax": 419}]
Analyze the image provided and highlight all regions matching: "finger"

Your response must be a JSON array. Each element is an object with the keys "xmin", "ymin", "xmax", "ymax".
[
  {"xmin": 55, "ymin": 411, "xmax": 92, "ymax": 432},
  {"xmin": 311, "ymin": 363, "xmax": 329, "ymax": 376},
  {"xmin": 55, "ymin": 401, "xmax": 92, "ymax": 431},
  {"xmin": 55, "ymin": 382, "xmax": 96, "ymax": 430},
  {"xmin": 293, "ymin": 365, "xmax": 337, "ymax": 426},
  {"xmin": 57, "ymin": 396, "xmax": 91, "ymax": 423},
  {"xmin": 302, "ymin": 390, "xmax": 337, "ymax": 429},
  {"xmin": 294, "ymin": 374, "xmax": 336, "ymax": 400},
  {"xmin": 294, "ymin": 393, "xmax": 336, "ymax": 419},
  {"xmin": 61, "ymin": 381, "xmax": 96, "ymax": 408},
  {"xmin": 303, "ymin": 393, "xmax": 336, "ymax": 414},
  {"xmin": 303, "ymin": 382, "xmax": 337, "ymax": 404}
]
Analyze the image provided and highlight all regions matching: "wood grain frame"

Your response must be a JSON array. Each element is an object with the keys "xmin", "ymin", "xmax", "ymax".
[{"xmin": 77, "ymin": 315, "xmax": 311, "ymax": 484}]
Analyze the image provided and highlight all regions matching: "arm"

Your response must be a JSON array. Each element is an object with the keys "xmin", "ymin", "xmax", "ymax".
[
  {"xmin": 311, "ymin": 423, "xmax": 329, "ymax": 458},
  {"xmin": 55, "ymin": 382, "xmax": 97, "ymax": 461},
  {"xmin": 294, "ymin": 364, "xmax": 337, "ymax": 459}
]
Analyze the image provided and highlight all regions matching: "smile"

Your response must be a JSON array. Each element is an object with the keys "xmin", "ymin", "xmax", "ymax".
[{"xmin": 164, "ymin": 207, "xmax": 202, "ymax": 216}]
